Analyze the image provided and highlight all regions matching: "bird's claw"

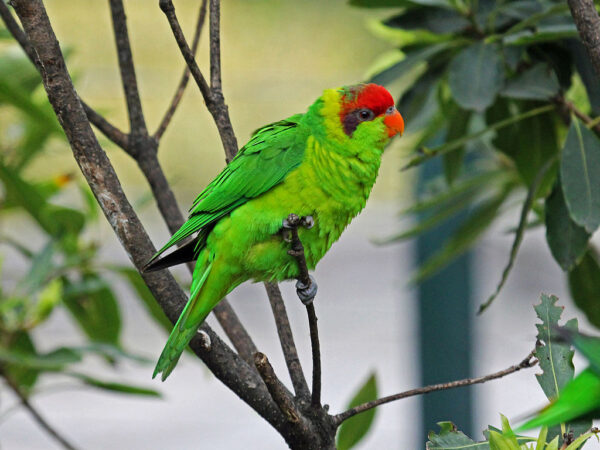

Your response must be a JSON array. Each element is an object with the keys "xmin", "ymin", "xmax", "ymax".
[
  {"xmin": 296, "ymin": 275, "xmax": 317, "ymax": 305},
  {"xmin": 282, "ymin": 214, "xmax": 314, "ymax": 230}
]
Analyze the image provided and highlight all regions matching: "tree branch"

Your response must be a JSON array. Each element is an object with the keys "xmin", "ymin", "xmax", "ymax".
[
  {"xmin": 208, "ymin": 0, "xmax": 221, "ymax": 90},
  {"xmin": 1, "ymin": 371, "xmax": 78, "ymax": 450},
  {"xmin": 333, "ymin": 351, "xmax": 538, "ymax": 426},
  {"xmin": 554, "ymin": 95, "xmax": 600, "ymax": 136},
  {"xmin": 0, "ymin": 1, "xmax": 130, "ymax": 151},
  {"xmin": 286, "ymin": 214, "xmax": 322, "ymax": 408},
  {"xmin": 264, "ymin": 282, "xmax": 310, "ymax": 401},
  {"xmin": 9, "ymin": 0, "xmax": 285, "ymax": 433},
  {"xmin": 254, "ymin": 352, "xmax": 301, "ymax": 424},
  {"xmin": 109, "ymin": 0, "xmax": 149, "ymax": 153},
  {"xmin": 567, "ymin": 0, "xmax": 600, "ymax": 78},
  {"xmin": 154, "ymin": 0, "xmax": 207, "ymax": 141},
  {"xmin": 159, "ymin": 0, "xmax": 238, "ymax": 160}
]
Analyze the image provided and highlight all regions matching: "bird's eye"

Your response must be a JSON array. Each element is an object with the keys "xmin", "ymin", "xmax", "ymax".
[
  {"xmin": 357, "ymin": 109, "xmax": 374, "ymax": 121},
  {"xmin": 386, "ymin": 105, "xmax": 396, "ymax": 115}
]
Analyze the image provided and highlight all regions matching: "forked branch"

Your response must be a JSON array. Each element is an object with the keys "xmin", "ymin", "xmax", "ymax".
[{"xmin": 159, "ymin": 0, "xmax": 238, "ymax": 160}]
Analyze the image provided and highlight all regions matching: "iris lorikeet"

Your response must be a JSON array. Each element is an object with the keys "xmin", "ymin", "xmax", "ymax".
[{"xmin": 144, "ymin": 83, "xmax": 404, "ymax": 380}]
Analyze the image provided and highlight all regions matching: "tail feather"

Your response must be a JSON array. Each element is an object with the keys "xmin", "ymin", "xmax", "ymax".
[{"xmin": 153, "ymin": 262, "xmax": 213, "ymax": 381}]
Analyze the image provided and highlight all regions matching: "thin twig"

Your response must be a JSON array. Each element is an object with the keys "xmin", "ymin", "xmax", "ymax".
[
  {"xmin": 0, "ymin": 1, "xmax": 129, "ymax": 151},
  {"xmin": 159, "ymin": 0, "xmax": 238, "ymax": 160},
  {"xmin": 567, "ymin": 0, "xmax": 600, "ymax": 78},
  {"xmin": 159, "ymin": 0, "xmax": 211, "ymax": 102},
  {"xmin": 286, "ymin": 214, "xmax": 322, "ymax": 407},
  {"xmin": 555, "ymin": 96, "xmax": 600, "ymax": 136},
  {"xmin": 1, "ymin": 372, "xmax": 78, "ymax": 450},
  {"xmin": 264, "ymin": 281, "xmax": 310, "ymax": 401},
  {"xmin": 109, "ymin": 0, "xmax": 149, "ymax": 143},
  {"xmin": 333, "ymin": 351, "xmax": 538, "ymax": 426},
  {"xmin": 154, "ymin": 0, "xmax": 207, "ymax": 141},
  {"xmin": 254, "ymin": 352, "xmax": 301, "ymax": 424},
  {"xmin": 209, "ymin": 0, "xmax": 221, "ymax": 90}
]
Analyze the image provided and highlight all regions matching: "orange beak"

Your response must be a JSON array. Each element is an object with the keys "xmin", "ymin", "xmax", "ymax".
[{"xmin": 384, "ymin": 109, "xmax": 404, "ymax": 137}]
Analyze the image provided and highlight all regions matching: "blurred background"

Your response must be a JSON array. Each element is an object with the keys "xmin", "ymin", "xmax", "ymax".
[{"xmin": 1, "ymin": 0, "xmax": 598, "ymax": 448}]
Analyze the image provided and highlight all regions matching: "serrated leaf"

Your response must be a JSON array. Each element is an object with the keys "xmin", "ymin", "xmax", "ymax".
[
  {"xmin": 560, "ymin": 117, "xmax": 600, "ymax": 233},
  {"xmin": 502, "ymin": 64, "xmax": 560, "ymax": 100},
  {"xmin": 546, "ymin": 182, "xmax": 591, "ymax": 271},
  {"xmin": 62, "ymin": 274, "xmax": 121, "ymax": 346},
  {"xmin": 533, "ymin": 294, "xmax": 576, "ymax": 401},
  {"xmin": 519, "ymin": 368, "xmax": 600, "ymax": 430},
  {"xmin": 558, "ymin": 328, "xmax": 600, "ymax": 376},
  {"xmin": 337, "ymin": 373, "xmax": 378, "ymax": 450},
  {"xmin": 448, "ymin": 42, "xmax": 504, "ymax": 112},
  {"xmin": 426, "ymin": 422, "xmax": 484, "ymax": 449}
]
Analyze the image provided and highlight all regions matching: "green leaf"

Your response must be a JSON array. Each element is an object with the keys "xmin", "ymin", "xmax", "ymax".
[
  {"xmin": 443, "ymin": 104, "xmax": 471, "ymax": 184},
  {"xmin": 487, "ymin": 99, "xmax": 559, "ymax": 189},
  {"xmin": 337, "ymin": 373, "xmax": 378, "ymax": 450},
  {"xmin": 404, "ymin": 104, "xmax": 555, "ymax": 170},
  {"xmin": 65, "ymin": 372, "xmax": 160, "ymax": 397},
  {"xmin": 519, "ymin": 368, "xmax": 600, "ymax": 430},
  {"xmin": 1, "ymin": 331, "xmax": 39, "ymax": 392},
  {"xmin": 0, "ymin": 346, "xmax": 81, "ymax": 372},
  {"xmin": 413, "ymin": 187, "xmax": 511, "ymax": 283},
  {"xmin": 350, "ymin": 0, "xmax": 456, "ymax": 8},
  {"xmin": 32, "ymin": 278, "xmax": 62, "ymax": 325},
  {"xmin": 546, "ymin": 182, "xmax": 591, "ymax": 271},
  {"xmin": 503, "ymin": 24, "xmax": 578, "ymax": 46},
  {"xmin": 372, "ymin": 42, "xmax": 455, "ymax": 86},
  {"xmin": 501, "ymin": 64, "xmax": 560, "ymax": 101},
  {"xmin": 533, "ymin": 294, "xmax": 576, "ymax": 401},
  {"xmin": 17, "ymin": 239, "xmax": 55, "ymax": 296},
  {"xmin": 478, "ymin": 159, "xmax": 555, "ymax": 313},
  {"xmin": 426, "ymin": 422, "xmax": 484, "ymax": 449},
  {"xmin": 560, "ymin": 117, "xmax": 600, "ymax": 233},
  {"xmin": 571, "ymin": 247, "xmax": 600, "ymax": 327},
  {"xmin": 448, "ymin": 42, "xmax": 504, "ymax": 112},
  {"xmin": 558, "ymin": 328, "xmax": 600, "ymax": 375},
  {"xmin": 112, "ymin": 267, "xmax": 172, "ymax": 333},
  {"xmin": 62, "ymin": 274, "xmax": 122, "ymax": 346},
  {"xmin": 368, "ymin": 18, "xmax": 452, "ymax": 48}
]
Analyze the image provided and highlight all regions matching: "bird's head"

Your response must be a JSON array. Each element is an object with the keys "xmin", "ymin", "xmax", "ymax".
[{"xmin": 314, "ymin": 83, "xmax": 404, "ymax": 145}]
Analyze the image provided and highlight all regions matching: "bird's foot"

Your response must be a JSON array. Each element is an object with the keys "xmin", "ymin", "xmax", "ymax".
[
  {"xmin": 296, "ymin": 275, "xmax": 317, "ymax": 305},
  {"xmin": 282, "ymin": 214, "xmax": 314, "ymax": 230}
]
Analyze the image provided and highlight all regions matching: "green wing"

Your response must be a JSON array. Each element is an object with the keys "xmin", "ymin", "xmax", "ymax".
[{"xmin": 150, "ymin": 114, "xmax": 306, "ymax": 261}]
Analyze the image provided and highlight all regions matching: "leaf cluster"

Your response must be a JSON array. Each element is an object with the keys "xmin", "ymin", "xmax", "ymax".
[
  {"xmin": 352, "ymin": 0, "xmax": 600, "ymax": 317},
  {"xmin": 0, "ymin": 43, "xmax": 166, "ymax": 399}
]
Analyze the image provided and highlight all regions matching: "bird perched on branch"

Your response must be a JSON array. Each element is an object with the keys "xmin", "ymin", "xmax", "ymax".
[{"xmin": 144, "ymin": 83, "xmax": 404, "ymax": 380}]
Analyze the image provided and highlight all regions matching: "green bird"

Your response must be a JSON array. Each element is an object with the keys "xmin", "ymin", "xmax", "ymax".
[{"xmin": 144, "ymin": 83, "xmax": 404, "ymax": 380}]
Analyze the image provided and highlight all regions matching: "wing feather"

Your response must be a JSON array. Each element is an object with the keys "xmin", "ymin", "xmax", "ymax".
[{"xmin": 147, "ymin": 114, "xmax": 306, "ymax": 264}]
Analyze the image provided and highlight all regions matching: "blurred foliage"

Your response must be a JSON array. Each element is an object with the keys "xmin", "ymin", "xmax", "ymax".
[
  {"xmin": 426, "ymin": 295, "xmax": 597, "ymax": 448},
  {"xmin": 352, "ymin": 0, "xmax": 600, "ymax": 319},
  {"xmin": 336, "ymin": 373, "xmax": 378, "ymax": 450},
  {"xmin": 0, "ymin": 38, "xmax": 163, "ymax": 410}
]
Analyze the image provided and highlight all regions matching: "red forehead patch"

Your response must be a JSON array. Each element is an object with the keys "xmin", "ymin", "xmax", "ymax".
[{"xmin": 340, "ymin": 84, "xmax": 394, "ymax": 117}]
